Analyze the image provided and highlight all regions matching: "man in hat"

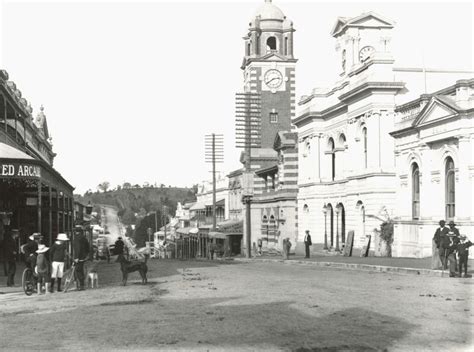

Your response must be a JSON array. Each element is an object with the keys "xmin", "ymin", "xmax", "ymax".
[
  {"xmin": 3, "ymin": 229, "xmax": 19, "ymax": 286},
  {"xmin": 22, "ymin": 233, "xmax": 40, "ymax": 269},
  {"xmin": 50, "ymin": 233, "xmax": 69, "ymax": 292},
  {"xmin": 440, "ymin": 222, "xmax": 460, "ymax": 277},
  {"xmin": 433, "ymin": 220, "xmax": 449, "ymax": 269},
  {"xmin": 457, "ymin": 235, "xmax": 472, "ymax": 278},
  {"xmin": 304, "ymin": 230, "xmax": 312, "ymax": 259},
  {"xmin": 73, "ymin": 227, "xmax": 90, "ymax": 291}
]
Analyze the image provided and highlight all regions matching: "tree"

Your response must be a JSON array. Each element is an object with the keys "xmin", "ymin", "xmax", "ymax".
[
  {"xmin": 97, "ymin": 181, "xmax": 110, "ymax": 193},
  {"xmin": 123, "ymin": 182, "xmax": 131, "ymax": 189}
]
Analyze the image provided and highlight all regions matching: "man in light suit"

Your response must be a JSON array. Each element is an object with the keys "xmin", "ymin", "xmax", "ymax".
[{"xmin": 304, "ymin": 230, "xmax": 312, "ymax": 258}]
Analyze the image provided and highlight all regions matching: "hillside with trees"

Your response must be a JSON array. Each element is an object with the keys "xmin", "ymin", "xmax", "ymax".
[{"xmin": 75, "ymin": 183, "xmax": 197, "ymax": 246}]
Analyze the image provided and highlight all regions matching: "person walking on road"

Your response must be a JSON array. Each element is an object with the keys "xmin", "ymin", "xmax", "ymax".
[
  {"xmin": 50, "ymin": 233, "xmax": 69, "ymax": 292},
  {"xmin": 304, "ymin": 230, "xmax": 312, "ymax": 258},
  {"xmin": 73, "ymin": 227, "xmax": 90, "ymax": 291},
  {"xmin": 433, "ymin": 220, "xmax": 449, "ymax": 269},
  {"xmin": 3, "ymin": 229, "xmax": 19, "ymax": 287},
  {"xmin": 114, "ymin": 237, "xmax": 125, "ymax": 256}
]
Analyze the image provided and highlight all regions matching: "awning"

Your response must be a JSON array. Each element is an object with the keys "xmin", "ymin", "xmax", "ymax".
[
  {"xmin": 190, "ymin": 202, "xmax": 206, "ymax": 211},
  {"xmin": 217, "ymin": 219, "xmax": 243, "ymax": 229},
  {"xmin": 176, "ymin": 227, "xmax": 199, "ymax": 235},
  {"xmin": 205, "ymin": 199, "xmax": 225, "ymax": 206},
  {"xmin": 208, "ymin": 231, "xmax": 227, "ymax": 239},
  {"xmin": 0, "ymin": 142, "xmax": 33, "ymax": 160}
]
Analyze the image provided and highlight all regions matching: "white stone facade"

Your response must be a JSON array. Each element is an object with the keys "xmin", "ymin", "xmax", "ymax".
[
  {"xmin": 294, "ymin": 12, "xmax": 473, "ymax": 257},
  {"xmin": 391, "ymin": 79, "xmax": 474, "ymax": 258}
]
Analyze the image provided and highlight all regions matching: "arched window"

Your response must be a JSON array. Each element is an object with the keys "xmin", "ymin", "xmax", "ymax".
[
  {"xmin": 362, "ymin": 127, "xmax": 368, "ymax": 168},
  {"xmin": 266, "ymin": 36, "xmax": 277, "ymax": 51},
  {"xmin": 328, "ymin": 138, "xmax": 335, "ymax": 180},
  {"xmin": 412, "ymin": 163, "xmax": 420, "ymax": 220},
  {"xmin": 445, "ymin": 157, "xmax": 455, "ymax": 219},
  {"xmin": 284, "ymin": 37, "xmax": 288, "ymax": 55},
  {"xmin": 247, "ymin": 42, "xmax": 251, "ymax": 56},
  {"xmin": 303, "ymin": 204, "xmax": 309, "ymax": 213}
]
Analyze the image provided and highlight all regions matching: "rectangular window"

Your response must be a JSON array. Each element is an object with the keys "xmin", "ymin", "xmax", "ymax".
[{"xmin": 270, "ymin": 112, "xmax": 278, "ymax": 123}]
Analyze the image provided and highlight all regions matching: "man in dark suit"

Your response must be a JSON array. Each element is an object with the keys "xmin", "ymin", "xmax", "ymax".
[
  {"xmin": 433, "ymin": 220, "xmax": 449, "ymax": 269},
  {"xmin": 3, "ymin": 229, "xmax": 19, "ymax": 286},
  {"xmin": 73, "ymin": 227, "xmax": 90, "ymax": 291},
  {"xmin": 304, "ymin": 230, "xmax": 312, "ymax": 258}
]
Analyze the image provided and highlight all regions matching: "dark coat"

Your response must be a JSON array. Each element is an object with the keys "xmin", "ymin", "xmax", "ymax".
[
  {"xmin": 433, "ymin": 227, "xmax": 449, "ymax": 248},
  {"xmin": 114, "ymin": 239, "xmax": 125, "ymax": 255},
  {"xmin": 50, "ymin": 241, "xmax": 67, "ymax": 262},
  {"xmin": 457, "ymin": 241, "xmax": 472, "ymax": 257},
  {"xmin": 73, "ymin": 233, "xmax": 90, "ymax": 260},
  {"xmin": 23, "ymin": 240, "xmax": 38, "ymax": 258},
  {"xmin": 304, "ymin": 234, "xmax": 312, "ymax": 246},
  {"xmin": 2, "ymin": 235, "xmax": 17, "ymax": 261}
]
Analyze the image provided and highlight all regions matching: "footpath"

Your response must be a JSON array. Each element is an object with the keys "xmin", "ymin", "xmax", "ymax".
[{"xmin": 233, "ymin": 250, "xmax": 474, "ymax": 278}]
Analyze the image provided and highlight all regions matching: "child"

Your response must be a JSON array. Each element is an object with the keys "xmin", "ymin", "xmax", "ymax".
[
  {"xmin": 457, "ymin": 235, "xmax": 473, "ymax": 278},
  {"xmin": 35, "ymin": 244, "xmax": 51, "ymax": 295},
  {"xmin": 50, "ymin": 233, "xmax": 69, "ymax": 292}
]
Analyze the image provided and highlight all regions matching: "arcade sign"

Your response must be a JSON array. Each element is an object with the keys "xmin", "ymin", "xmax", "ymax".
[{"xmin": 0, "ymin": 162, "xmax": 41, "ymax": 178}]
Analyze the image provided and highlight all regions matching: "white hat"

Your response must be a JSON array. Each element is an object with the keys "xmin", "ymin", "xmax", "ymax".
[
  {"xmin": 57, "ymin": 233, "xmax": 69, "ymax": 241},
  {"xmin": 36, "ymin": 244, "xmax": 49, "ymax": 253},
  {"xmin": 29, "ymin": 233, "xmax": 40, "ymax": 241}
]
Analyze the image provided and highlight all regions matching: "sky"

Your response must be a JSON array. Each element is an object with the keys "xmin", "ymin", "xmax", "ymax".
[{"xmin": 0, "ymin": 0, "xmax": 472, "ymax": 194}]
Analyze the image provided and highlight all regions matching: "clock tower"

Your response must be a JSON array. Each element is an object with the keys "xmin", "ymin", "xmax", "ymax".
[{"xmin": 241, "ymin": 0, "xmax": 297, "ymax": 151}]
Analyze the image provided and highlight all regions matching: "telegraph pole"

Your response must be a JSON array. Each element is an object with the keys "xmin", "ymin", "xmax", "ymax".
[
  {"xmin": 235, "ymin": 93, "xmax": 261, "ymax": 258},
  {"xmin": 205, "ymin": 134, "xmax": 224, "ymax": 231}
]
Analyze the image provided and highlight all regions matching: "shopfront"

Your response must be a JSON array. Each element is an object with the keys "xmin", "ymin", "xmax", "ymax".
[{"xmin": 0, "ymin": 142, "xmax": 74, "ymax": 248}]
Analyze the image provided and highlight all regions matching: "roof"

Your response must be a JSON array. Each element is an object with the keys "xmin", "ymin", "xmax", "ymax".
[
  {"xmin": 331, "ymin": 12, "xmax": 394, "ymax": 37},
  {"xmin": 208, "ymin": 231, "xmax": 228, "ymax": 239},
  {"xmin": 254, "ymin": 0, "xmax": 285, "ymax": 21},
  {"xmin": 0, "ymin": 142, "xmax": 34, "ymax": 160},
  {"xmin": 190, "ymin": 202, "xmax": 205, "ymax": 211},
  {"xmin": 176, "ymin": 227, "xmax": 199, "ymax": 235}
]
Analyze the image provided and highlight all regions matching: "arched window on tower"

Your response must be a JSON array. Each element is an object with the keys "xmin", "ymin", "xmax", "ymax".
[
  {"xmin": 247, "ymin": 42, "xmax": 251, "ymax": 56},
  {"xmin": 362, "ymin": 127, "xmax": 368, "ymax": 168},
  {"xmin": 266, "ymin": 36, "xmax": 277, "ymax": 52},
  {"xmin": 412, "ymin": 163, "xmax": 420, "ymax": 220},
  {"xmin": 445, "ymin": 157, "xmax": 455, "ymax": 219},
  {"xmin": 284, "ymin": 37, "xmax": 288, "ymax": 55}
]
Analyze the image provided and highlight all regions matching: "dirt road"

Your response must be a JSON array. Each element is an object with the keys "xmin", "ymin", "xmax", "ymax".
[{"xmin": 1, "ymin": 259, "xmax": 472, "ymax": 351}]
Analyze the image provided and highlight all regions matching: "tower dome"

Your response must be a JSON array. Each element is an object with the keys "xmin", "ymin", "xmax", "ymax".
[{"xmin": 254, "ymin": 0, "xmax": 285, "ymax": 21}]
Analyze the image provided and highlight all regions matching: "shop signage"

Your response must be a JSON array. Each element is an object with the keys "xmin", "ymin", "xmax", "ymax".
[{"xmin": 0, "ymin": 163, "xmax": 41, "ymax": 178}]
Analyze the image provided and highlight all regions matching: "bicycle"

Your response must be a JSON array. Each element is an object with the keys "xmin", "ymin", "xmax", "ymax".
[
  {"xmin": 22, "ymin": 266, "xmax": 37, "ymax": 296},
  {"xmin": 62, "ymin": 262, "xmax": 78, "ymax": 292}
]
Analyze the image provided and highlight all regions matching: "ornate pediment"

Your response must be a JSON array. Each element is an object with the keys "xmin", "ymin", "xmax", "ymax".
[
  {"xmin": 331, "ymin": 12, "xmax": 394, "ymax": 37},
  {"xmin": 413, "ymin": 97, "xmax": 459, "ymax": 128}
]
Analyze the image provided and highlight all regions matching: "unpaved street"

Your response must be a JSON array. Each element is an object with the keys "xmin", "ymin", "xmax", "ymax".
[{"xmin": 1, "ymin": 259, "xmax": 473, "ymax": 351}]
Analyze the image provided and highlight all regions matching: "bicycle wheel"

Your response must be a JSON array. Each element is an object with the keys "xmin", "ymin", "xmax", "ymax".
[
  {"xmin": 22, "ymin": 268, "xmax": 35, "ymax": 296},
  {"xmin": 62, "ymin": 265, "xmax": 76, "ymax": 293}
]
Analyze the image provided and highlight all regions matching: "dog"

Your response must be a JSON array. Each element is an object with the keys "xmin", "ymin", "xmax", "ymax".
[
  {"xmin": 116, "ymin": 254, "xmax": 148, "ymax": 286},
  {"xmin": 86, "ymin": 261, "xmax": 99, "ymax": 289}
]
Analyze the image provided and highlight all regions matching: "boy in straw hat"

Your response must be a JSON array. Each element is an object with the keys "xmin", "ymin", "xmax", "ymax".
[
  {"xmin": 35, "ymin": 244, "xmax": 51, "ymax": 294},
  {"xmin": 50, "ymin": 233, "xmax": 69, "ymax": 292}
]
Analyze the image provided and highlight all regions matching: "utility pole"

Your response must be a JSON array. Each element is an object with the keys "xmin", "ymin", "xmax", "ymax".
[
  {"xmin": 205, "ymin": 133, "xmax": 224, "ymax": 231},
  {"xmin": 235, "ymin": 92, "xmax": 261, "ymax": 258},
  {"xmin": 162, "ymin": 205, "xmax": 168, "ymax": 240}
]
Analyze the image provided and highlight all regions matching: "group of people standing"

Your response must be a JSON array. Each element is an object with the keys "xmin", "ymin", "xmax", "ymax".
[
  {"xmin": 1, "ymin": 227, "xmax": 91, "ymax": 292},
  {"xmin": 433, "ymin": 220, "xmax": 472, "ymax": 278}
]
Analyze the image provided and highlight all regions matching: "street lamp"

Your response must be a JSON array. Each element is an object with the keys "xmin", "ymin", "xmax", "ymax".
[
  {"xmin": 322, "ymin": 205, "xmax": 328, "ymax": 250},
  {"xmin": 335, "ymin": 205, "xmax": 340, "ymax": 252}
]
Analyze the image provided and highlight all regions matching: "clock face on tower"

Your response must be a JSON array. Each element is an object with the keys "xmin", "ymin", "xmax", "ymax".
[
  {"xmin": 359, "ymin": 46, "xmax": 375, "ymax": 62},
  {"xmin": 264, "ymin": 69, "xmax": 283, "ymax": 89}
]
